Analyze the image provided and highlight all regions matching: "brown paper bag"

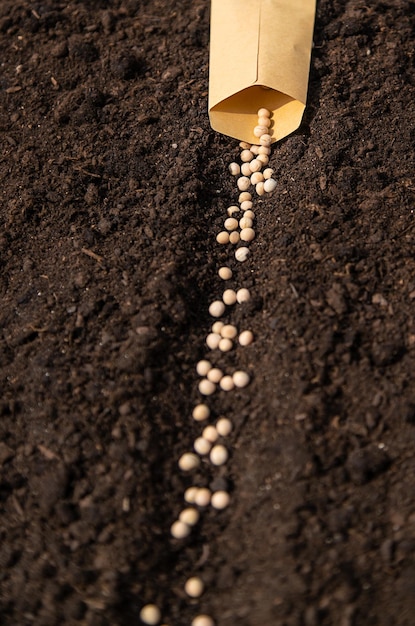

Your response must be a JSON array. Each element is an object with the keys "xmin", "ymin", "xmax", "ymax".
[{"xmin": 208, "ymin": 0, "xmax": 316, "ymax": 144}]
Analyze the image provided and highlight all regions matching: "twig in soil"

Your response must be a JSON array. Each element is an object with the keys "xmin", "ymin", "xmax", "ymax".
[
  {"xmin": 37, "ymin": 444, "xmax": 59, "ymax": 460},
  {"xmin": 73, "ymin": 167, "xmax": 101, "ymax": 178},
  {"xmin": 81, "ymin": 247, "xmax": 103, "ymax": 263}
]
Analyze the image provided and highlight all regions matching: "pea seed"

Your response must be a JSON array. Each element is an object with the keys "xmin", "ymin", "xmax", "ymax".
[
  {"xmin": 179, "ymin": 507, "xmax": 200, "ymax": 526},
  {"xmin": 198, "ymin": 379, "xmax": 216, "ymax": 396},
  {"xmin": 239, "ymin": 217, "xmax": 253, "ymax": 229},
  {"xmin": 258, "ymin": 116, "xmax": 271, "ymax": 128},
  {"xmin": 192, "ymin": 403, "xmax": 210, "ymax": 422},
  {"xmin": 241, "ymin": 162, "xmax": 252, "ymax": 176},
  {"xmin": 244, "ymin": 210, "xmax": 255, "ymax": 219},
  {"xmin": 227, "ymin": 205, "xmax": 240, "ymax": 216},
  {"xmin": 218, "ymin": 338, "xmax": 233, "ymax": 352},
  {"xmin": 258, "ymin": 107, "xmax": 271, "ymax": 117},
  {"xmin": 216, "ymin": 417, "xmax": 233, "ymax": 436},
  {"xmin": 253, "ymin": 125, "xmax": 269, "ymax": 138},
  {"xmin": 211, "ymin": 321, "xmax": 224, "ymax": 333},
  {"xmin": 207, "ymin": 367, "xmax": 223, "ymax": 383},
  {"xmin": 191, "ymin": 616, "xmax": 215, "ymax": 626},
  {"xmin": 239, "ymin": 141, "xmax": 251, "ymax": 149},
  {"xmin": 194, "ymin": 437, "xmax": 212, "ymax": 455},
  {"xmin": 232, "ymin": 370, "xmax": 251, "ymax": 388},
  {"xmin": 250, "ymin": 144, "xmax": 260, "ymax": 155},
  {"xmin": 259, "ymin": 133, "xmax": 272, "ymax": 146},
  {"xmin": 240, "ymin": 149, "xmax": 254, "ymax": 162},
  {"xmin": 185, "ymin": 576, "xmax": 205, "ymax": 598},
  {"xmin": 249, "ymin": 158, "xmax": 262, "ymax": 172},
  {"xmin": 240, "ymin": 227, "xmax": 255, "ymax": 242},
  {"xmin": 218, "ymin": 266, "xmax": 232, "ymax": 280},
  {"xmin": 140, "ymin": 604, "xmax": 162, "ymax": 625},
  {"xmin": 171, "ymin": 520, "xmax": 191, "ymax": 539},
  {"xmin": 216, "ymin": 231, "xmax": 229, "ymax": 244},
  {"xmin": 210, "ymin": 444, "xmax": 228, "ymax": 466},
  {"xmin": 220, "ymin": 324, "xmax": 238, "ymax": 339},
  {"xmin": 178, "ymin": 453, "xmax": 200, "ymax": 471},
  {"xmin": 263, "ymin": 167, "xmax": 274, "ymax": 179},
  {"xmin": 219, "ymin": 375, "xmax": 234, "ymax": 391},
  {"xmin": 222, "ymin": 289, "xmax": 237, "ymax": 305},
  {"xmin": 196, "ymin": 360, "xmax": 212, "ymax": 377},
  {"xmin": 238, "ymin": 192, "xmax": 252, "ymax": 203},
  {"xmin": 264, "ymin": 178, "xmax": 277, "ymax": 193},
  {"xmin": 251, "ymin": 172, "xmax": 264, "ymax": 185},
  {"xmin": 202, "ymin": 425, "xmax": 218, "ymax": 442},
  {"xmin": 208, "ymin": 300, "xmax": 225, "ymax": 317},
  {"xmin": 237, "ymin": 176, "xmax": 250, "ymax": 191},
  {"xmin": 206, "ymin": 333, "xmax": 221, "ymax": 350},
  {"xmin": 224, "ymin": 217, "xmax": 238, "ymax": 231},
  {"xmin": 235, "ymin": 247, "xmax": 250, "ymax": 262},
  {"xmin": 229, "ymin": 231, "xmax": 240, "ymax": 244},
  {"xmin": 236, "ymin": 288, "xmax": 250, "ymax": 303},
  {"xmin": 257, "ymin": 154, "xmax": 269, "ymax": 166},
  {"xmin": 240, "ymin": 200, "xmax": 253, "ymax": 211},
  {"xmin": 239, "ymin": 330, "xmax": 254, "ymax": 346},
  {"xmin": 256, "ymin": 181, "xmax": 265, "ymax": 196},
  {"xmin": 194, "ymin": 487, "xmax": 211, "ymax": 507},
  {"xmin": 228, "ymin": 162, "xmax": 240, "ymax": 176},
  {"xmin": 211, "ymin": 490, "xmax": 230, "ymax": 510},
  {"xmin": 184, "ymin": 486, "xmax": 198, "ymax": 503},
  {"xmin": 258, "ymin": 145, "xmax": 271, "ymax": 155}
]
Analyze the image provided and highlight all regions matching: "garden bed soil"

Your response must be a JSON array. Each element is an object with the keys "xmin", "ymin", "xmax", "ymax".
[{"xmin": 1, "ymin": 1, "xmax": 415, "ymax": 625}]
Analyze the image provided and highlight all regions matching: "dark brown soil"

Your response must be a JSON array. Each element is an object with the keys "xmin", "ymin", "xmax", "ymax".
[{"xmin": 1, "ymin": 1, "xmax": 415, "ymax": 625}]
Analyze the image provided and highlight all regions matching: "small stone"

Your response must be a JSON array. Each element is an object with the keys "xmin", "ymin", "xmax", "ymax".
[{"xmin": 346, "ymin": 445, "xmax": 390, "ymax": 485}]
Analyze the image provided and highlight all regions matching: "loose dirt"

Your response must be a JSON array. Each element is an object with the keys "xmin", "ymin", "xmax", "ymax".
[{"xmin": 1, "ymin": 1, "xmax": 415, "ymax": 625}]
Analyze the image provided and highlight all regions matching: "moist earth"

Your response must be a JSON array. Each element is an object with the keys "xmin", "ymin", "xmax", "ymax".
[{"xmin": 0, "ymin": 1, "xmax": 415, "ymax": 625}]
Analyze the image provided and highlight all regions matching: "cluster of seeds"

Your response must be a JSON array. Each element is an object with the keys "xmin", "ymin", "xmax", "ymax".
[
  {"xmin": 228, "ymin": 108, "xmax": 277, "ymax": 199},
  {"xmin": 140, "ymin": 109, "xmax": 274, "ymax": 626},
  {"xmin": 205, "ymin": 321, "xmax": 253, "ymax": 353}
]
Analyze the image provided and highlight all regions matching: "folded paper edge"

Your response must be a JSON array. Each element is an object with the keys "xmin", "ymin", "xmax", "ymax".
[
  {"xmin": 209, "ymin": 85, "xmax": 306, "ymax": 144},
  {"xmin": 208, "ymin": 0, "xmax": 316, "ymax": 143}
]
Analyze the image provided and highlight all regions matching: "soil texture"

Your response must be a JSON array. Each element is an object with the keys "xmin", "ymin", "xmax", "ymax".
[{"xmin": 1, "ymin": 1, "xmax": 415, "ymax": 625}]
